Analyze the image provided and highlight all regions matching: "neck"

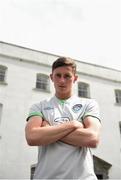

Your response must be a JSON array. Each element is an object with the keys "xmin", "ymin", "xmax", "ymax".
[{"xmin": 55, "ymin": 93, "xmax": 73, "ymax": 100}]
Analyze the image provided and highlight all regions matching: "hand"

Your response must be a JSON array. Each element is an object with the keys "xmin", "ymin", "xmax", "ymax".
[{"xmin": 69, "ymin": 120, "xmax": 84, "ymax": 129}]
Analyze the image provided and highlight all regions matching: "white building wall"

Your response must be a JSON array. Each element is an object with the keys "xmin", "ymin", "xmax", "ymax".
[
  {"xmin": 80, "ymin": 75, "xmax": 121, "ymax": 178},
  {"xmin": 0, "ymin": 42, "xmax": 121, "ymax": 179}
]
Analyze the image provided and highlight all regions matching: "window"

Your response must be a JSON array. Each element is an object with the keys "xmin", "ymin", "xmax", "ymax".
[
  {"xmin": 96, "ymin": 174, "xmax": 103, "ymax": 179},
  {"xmin": 119, "ymin": 121, "xmax": 121, "ymax": 135},
  {"xmin": 115, "ymin": 89, "xmax": 121, "ymax": 104},
  {"xmin": 0, "ymin": 65, "xmax": 7, "ymax": 83},
  {"xmin": 30, "ymin": 164, "xmax": 36, "ymax": 180},
  {"xmin": 0, "ymin": 103, "xmax": 3, "ymax": 139},
  {"xmin": 0, "ymin": 103, "xmax": 3, "ymax": 125},
  {"xmin": 93, "ymin": 155, "xmax": 112, "ymax": 180},
  {"xmin": 36, "ymin": 74, "xmax": 50, "ymax": 92},
  {"xmin": 78, "ymin": 82, "xmax": 90, "ymax": 98}
]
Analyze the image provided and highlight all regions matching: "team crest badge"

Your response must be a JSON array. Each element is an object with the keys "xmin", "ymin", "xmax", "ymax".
[{"xmin": 72, "ymin": 104, "xmax": 82, "ymax": 113}]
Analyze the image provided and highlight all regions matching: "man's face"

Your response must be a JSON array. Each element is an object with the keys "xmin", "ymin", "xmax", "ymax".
[{"xmin": 50, "ymin": 66, "xmax": 78, "ymax": 99}]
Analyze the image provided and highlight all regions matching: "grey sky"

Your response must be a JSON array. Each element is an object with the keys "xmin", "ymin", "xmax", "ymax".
[{"xmin": 0, "ymin": 0, "xmax": 121, "ymax": 70}]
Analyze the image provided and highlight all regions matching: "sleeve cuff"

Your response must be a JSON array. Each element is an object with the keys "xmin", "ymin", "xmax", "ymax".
[{"xmin": 26, "ymin": 112, "xmax": 43, "ymax": 121}]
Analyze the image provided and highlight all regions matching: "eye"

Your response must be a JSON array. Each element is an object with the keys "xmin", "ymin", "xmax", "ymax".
[
  {"xmin": 64, "ymin": 74, "xmax": 72, "ymax": 79},
  {"xmin": 56, "ymin": 73, "xmax": 61, "ymax": 78}
]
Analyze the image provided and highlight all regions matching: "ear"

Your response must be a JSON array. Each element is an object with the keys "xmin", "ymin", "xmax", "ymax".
[
  {"xmin": 74, "ymin": 75, "xmax": 78, "ymax": 83},
  {"xmin": 50, "ymin": 74, "xmax": 53, "ymax": 81}
]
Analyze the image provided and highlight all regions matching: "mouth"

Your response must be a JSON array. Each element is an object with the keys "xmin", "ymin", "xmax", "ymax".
[{"xmin": 58, "ymin": 85, "xmax": 66, "ymax": 89}]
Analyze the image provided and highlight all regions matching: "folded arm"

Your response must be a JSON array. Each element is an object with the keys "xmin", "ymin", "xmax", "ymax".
[
  {"xmin": 25, "ymin": 116, "xmax": 82, "ymax": 146},
  {"xmin": 61, "ymin": 116, "xmax": 101, "ymax": 148}
]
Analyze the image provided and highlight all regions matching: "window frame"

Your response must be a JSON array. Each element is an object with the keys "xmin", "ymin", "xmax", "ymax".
[
  {"xmin": 0, "ymin": 65, "xmax": 7, "ymax": 84},
  {"xmin": 0, "ymin": 103, "xmax": 3, "ymax": 139},
  {"xmin": 78, "ymin": 82, "xmax": 90, "ymax": 98},
  {"xmin": 35, "ymin": 73, "xmax": 50, "ymax": 92},
  {"xmin": 119, "ymin": 121, "xmax": 121, "ymax": 135},
  {"xmin": 115, "ymin": 89, "xmax": 121, "ymax": 105}
]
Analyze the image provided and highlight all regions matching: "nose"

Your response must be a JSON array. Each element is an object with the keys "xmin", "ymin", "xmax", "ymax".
[
  {"xmin": 59, "ymin": 76, "xmax": 65, "ymax": 83},
  {"xmin": 60, "ymin": 77, "xmax": 65, "ymax": 82}
]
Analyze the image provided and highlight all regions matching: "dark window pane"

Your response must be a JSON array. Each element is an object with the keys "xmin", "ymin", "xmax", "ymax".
[
  {"xmin": 115, "ymin": 90, "xmax": 121, "ymax": 104},
  {"xmin": 78, "ymin": 82, "xmax": 89, "ymax": 98},
  {"xmin": 36, "ymin": 74, "xmax": 49, "ymax": 91}
]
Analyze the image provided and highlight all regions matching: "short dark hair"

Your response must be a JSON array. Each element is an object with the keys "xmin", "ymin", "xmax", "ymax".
[{"xmin": 52, "ymin": 57, "xmax": 76, "ymax": 73}]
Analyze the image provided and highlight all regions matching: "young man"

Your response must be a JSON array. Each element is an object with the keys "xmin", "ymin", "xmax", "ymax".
[{"xmin": 25, "ymin": 57, "xmax": 101, "ymax": 179}]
